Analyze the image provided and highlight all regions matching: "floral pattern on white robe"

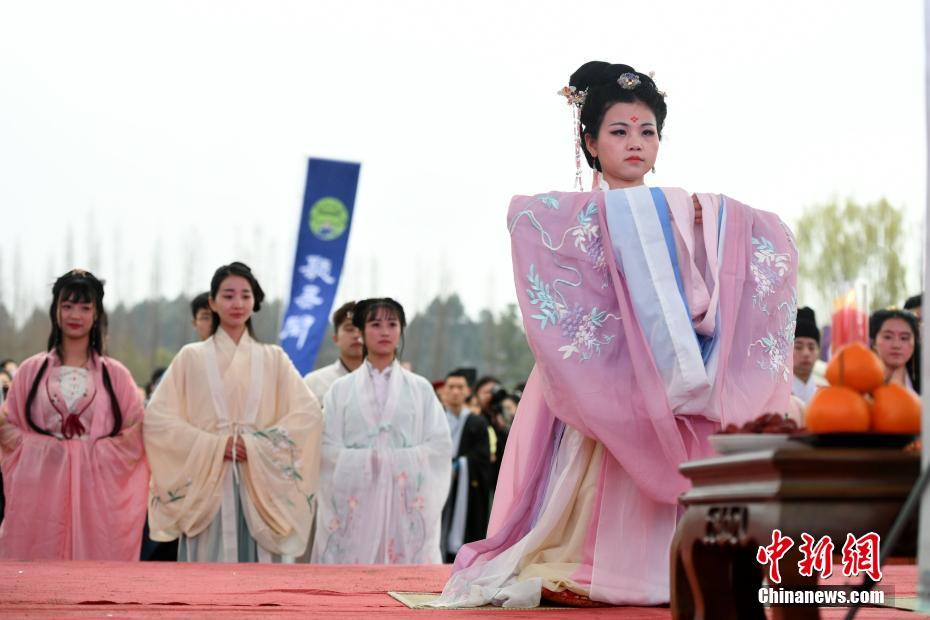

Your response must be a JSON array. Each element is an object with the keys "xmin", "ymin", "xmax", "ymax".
[{"xmin": 312, "ymin": 361, "xmax": 453, "ymax": 564}]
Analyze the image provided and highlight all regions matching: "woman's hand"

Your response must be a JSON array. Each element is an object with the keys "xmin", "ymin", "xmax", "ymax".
[
  {"xmin": 223, "ymin": 436, "xmax": 248, "ymax": 462},
  {"xmin": 692, "ymin": 194, "xmax": 703, "ymax": 226}
]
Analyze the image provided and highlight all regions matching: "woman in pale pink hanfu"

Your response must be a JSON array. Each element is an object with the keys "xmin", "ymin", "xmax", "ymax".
[
  {"xmin": 434, "ymin": 62, "xmax": 797, "ymax": 607},
  {"xmin": 0, "ymin": 270, "xmax": 149, "ymax": 560}
]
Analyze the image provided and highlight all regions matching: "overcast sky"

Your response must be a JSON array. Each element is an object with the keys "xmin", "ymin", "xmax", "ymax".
[{"xmin": 1, "ymin": 0, "xmax": 925, "ymax": 324}]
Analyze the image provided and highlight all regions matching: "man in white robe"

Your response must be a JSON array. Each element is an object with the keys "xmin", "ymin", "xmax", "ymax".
[
  {"xmin": 792, "ymin": 307, "xmax": 826, "ymax": 406},
  {"xmin": 304, "ymin": 302, "xmax": 363, "ymax": 404},
  {"xmin": 311, "ymin": 359, "xmax": 453, "ymax": 564},
  {"xmin": 145, "ymin": 328, "xmax": 322, "ymax": 562}
]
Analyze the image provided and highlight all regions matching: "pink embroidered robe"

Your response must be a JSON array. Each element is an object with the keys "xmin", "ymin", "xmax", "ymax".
[
  {"xmin": 0, "ymin": 352, "xmax": 149, "ymax": 560},
  {"xmin": 435, "ymin": 186, "xmax": 797, "ymax": 607}
]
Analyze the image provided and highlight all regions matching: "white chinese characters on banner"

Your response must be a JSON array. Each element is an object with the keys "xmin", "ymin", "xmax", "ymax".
[
  {"xmin": 294, "ymin": 284, "xmax": 325, "ymax": 311},
  {"xmin": 279, "ymin": 315, "xmax": 315, "ymax": 349},
  {"xmin": 281, "ymin": 255, "xmax": 337, "ymax": 351},
  {"xmin": 298, "ymin": 255, "xmax": 336, "ymax": 285}
]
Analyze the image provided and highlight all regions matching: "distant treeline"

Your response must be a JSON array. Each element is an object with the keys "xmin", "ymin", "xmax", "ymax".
[{"xmin": 0, "ymin": 294, "xmax": 534, "ymax": 388}]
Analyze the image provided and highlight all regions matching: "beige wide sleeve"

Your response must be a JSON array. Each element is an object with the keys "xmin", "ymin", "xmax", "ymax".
[
  {"xmin": 239, "ymin": 348, "xmax": 323, "ymax": 556},
  {"xmin": 144, "ymin": 348, "xmax": 229, "ymax": 541}
]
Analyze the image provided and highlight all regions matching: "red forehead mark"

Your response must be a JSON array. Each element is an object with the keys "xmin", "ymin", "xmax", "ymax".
[{"xmin": 630, "ymin": 115, "xmax": 639, "ymax": 123}]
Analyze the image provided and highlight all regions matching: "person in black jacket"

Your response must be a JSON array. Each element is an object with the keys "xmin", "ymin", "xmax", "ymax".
[{"xmin": 440, "ymin": 370, "xmax": 491, "ymax": 563}]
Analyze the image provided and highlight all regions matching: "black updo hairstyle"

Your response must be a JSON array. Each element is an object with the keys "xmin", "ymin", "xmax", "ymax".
[
  {"xmin": 351, "ymin": 298, "xmax": 407, "ymax": 360},
  {"xmin": 26, "ymin": 269, "xmax": 123, "ymax": 437},
  {"xmin": 570, "ymin": 61, "xmax": 668, "ymax": 172},
  {"xmin": 209, "ymin": 262, "xmax": 266, "ymax": 338},
  {"xmin": 869, "ymin": 308, "xmax": 921, "ymax": 393}
]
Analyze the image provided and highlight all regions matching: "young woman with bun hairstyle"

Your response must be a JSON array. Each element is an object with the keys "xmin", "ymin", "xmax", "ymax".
[
  {"xmin": 144, "ymin": 261, "xmax": 323, "ymax": 562},
  {"xmin": 434, "ymin": 62, "xmax": 797, "ymax": 607},
  {"xmin": 311, "ymin": 297, "xmax": 453, "ymax": 564},
  {"xmin": 0, "ymin": 269, "xmax": 149, "ymax": 559}
]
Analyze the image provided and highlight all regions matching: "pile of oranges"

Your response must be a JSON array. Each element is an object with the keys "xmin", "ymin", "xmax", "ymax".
[{"xmin": 806, "ymin": 342, "xmax": 921, "ymax": 434}]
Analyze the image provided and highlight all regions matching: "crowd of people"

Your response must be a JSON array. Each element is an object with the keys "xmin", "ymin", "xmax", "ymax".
[
  {"xmin": 0, "ymin": 59, "xmax": 922, "ymax": 609},
  {"xmin": 0, "ymin": 265, "xmax": 521, "ymax": 568}
]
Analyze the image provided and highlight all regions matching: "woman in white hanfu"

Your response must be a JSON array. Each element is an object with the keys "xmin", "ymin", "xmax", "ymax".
[
  {"xmin": 311, "ymin": 298, "xmax": 453, "ymax": 564},
  {"xmin": 144, "ymin": 262, "xmax": 323, "ymax": 562}
]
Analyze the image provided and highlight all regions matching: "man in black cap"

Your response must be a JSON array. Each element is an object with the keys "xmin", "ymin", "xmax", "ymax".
[{"xmin": 792, "ymin": 307, "xmax": 826, "ymax": 404}]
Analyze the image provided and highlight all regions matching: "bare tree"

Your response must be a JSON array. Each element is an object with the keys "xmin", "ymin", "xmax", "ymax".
[
  {"xmin": 11, "ymin": 241, "xmax": 24, "ymax": 328},
  {"xmin": 111, "ymin": 221, "xmax": 124, "ymax": 304},
  {"xmin": 64, "ymin": 226, "xmax": 75, "ymax": 270},
  {"xmin": 87, "ymin": 208, "xmax": 100, "ymax": 273},
  {"xmin": 148, "ymin": 238, "xmax": 164, "ymax": 367}
]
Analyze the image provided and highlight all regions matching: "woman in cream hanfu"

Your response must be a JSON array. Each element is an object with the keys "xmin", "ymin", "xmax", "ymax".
[
  {"xmin": 0, "ymin": 269, "xmax": 149, "ymax": 560},
  {"xmin": 434, "ymin": 62, "xmax": 798, "ymax": 608},
  {"xmin": 145, "ymin": 262, "xmax": 322, "ymax": 562},
  {"xmin": 312, "ymin": 298, "xmax": 453, "ymax": 564}
]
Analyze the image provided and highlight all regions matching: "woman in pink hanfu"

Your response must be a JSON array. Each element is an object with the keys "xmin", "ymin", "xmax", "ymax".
[
  {"xmin": 0, "ymin": 269, "xmax": 149, "ymax": 560},
  {"xmin": 433, "ymin": 62, "xmax": 798, "ymax": 608}
]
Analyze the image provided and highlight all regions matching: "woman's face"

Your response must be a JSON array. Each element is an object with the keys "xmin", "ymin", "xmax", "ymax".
[
  {"xmin": 209, "ymin": 275, "xmax": 254, "ymax": 331},
  {"xmin": 476, "ymin": 381, "xmax": 497, "ymax": 409},
  {"xmin": 874, "ymin": 317, "xmax": 915, "ymax": 370},
  {"xmin": 363, "ymin": 311, "xmax": 401, "ymax": 358},
  {"xmin": 585, "ymin": 100, "xmax": 659, "ymax": 189},
  {"xmin": 58, "ymin": 295, "xmax": 96, "ymax": 342}
]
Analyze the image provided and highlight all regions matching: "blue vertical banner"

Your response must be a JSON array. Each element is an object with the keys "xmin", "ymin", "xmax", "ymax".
[{"xmin": 279, "ymin": 158, "xmax": 360, "ymax": 375}]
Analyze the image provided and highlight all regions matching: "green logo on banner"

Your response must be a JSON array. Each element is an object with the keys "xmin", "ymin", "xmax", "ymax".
[{"xmin": 308, "ymin": 197, "xmax": 349, "ymax": 241}]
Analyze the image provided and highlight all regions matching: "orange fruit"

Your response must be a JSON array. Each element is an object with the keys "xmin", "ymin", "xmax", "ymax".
[
  {"xmin": 805, "ymin": 386, "xmax": 871, "ymax": 433},
  {"xmin": 871, "ymin": 384, "xmax": 921, "ymax": 434},
  {"xmin": 826, "ymin": 342, "xmax": 884, "ymax": 393}
]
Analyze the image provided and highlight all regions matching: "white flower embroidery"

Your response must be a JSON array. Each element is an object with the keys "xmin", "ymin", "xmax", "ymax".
[
  {"xmin": 748, "ymin": 285, "xmax": 797, "ymax": 384},
  {"xmin": 750, "ymin": 236, "xmax": 790, "ymax": 315},
  {"xmin": 573, "ymin": 202, "xmax": 610, "ymax": 289}
]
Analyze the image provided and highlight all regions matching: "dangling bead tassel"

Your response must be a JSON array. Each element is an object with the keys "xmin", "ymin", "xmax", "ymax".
[
  {"xmin": 590, "ymin": 169, "xmax": 601, "ymax": 191},
  {"xmin": 572, "ymin": 106, "xmax": 583, "ymax": 191}
]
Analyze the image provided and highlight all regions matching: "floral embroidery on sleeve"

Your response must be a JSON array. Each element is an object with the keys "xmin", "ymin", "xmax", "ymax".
[
  {"xmin": 558, "ymin": 304, "xmax": 615, "ymax": 361},
  {"xmin": 526, "ymin": 265, "xmax": 617, "ymax": 362},
  {"xmin": 251, "ymin": 427, "xmax": 312, "ymax": 508},
  {"xmin": 534, "ymin": 194, "xmax": 561, "ymax": 210},
  {"xmin": 573, "ymin": 202, "xmax": 610, "ymax": 289},
  {"xmin": 151, "ymin": 479, "xmax": 192, "ymax": 507},
  {"xmin": 516, "ymin": 197, "xmax": 621, "ymax": 364},
  {"xmin": 750, "ymin": 236, "xmax": 790, "ymax": 314},
  {"xmin": 526, "ymin": 264, "xmax": 567, "ymax": 330},
  {"xmin": 747, "ymin": 228, "xmax": 796, "ymax": 383},
  {"xmin": 748, "ymin": 289, "xmax": 797, "ymax": 383}
]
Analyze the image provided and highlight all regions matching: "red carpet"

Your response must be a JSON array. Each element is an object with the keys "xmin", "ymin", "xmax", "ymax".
[{"xmin": 0, "ymin": 561, "xmax": 925, "ymax": 618}]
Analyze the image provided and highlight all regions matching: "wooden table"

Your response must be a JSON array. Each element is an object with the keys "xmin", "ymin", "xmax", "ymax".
[{"xmin": 670, "ymin": 445, "xmax": 919, "ymax": 620}]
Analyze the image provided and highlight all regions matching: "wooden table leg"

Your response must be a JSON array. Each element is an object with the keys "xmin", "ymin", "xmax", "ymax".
[
  {"xmin": 692, "ymin": 544, "xmax": 739, "ymax": 620},
  {"xmin": 768, "ymin": 546, "xmax": 820, "ymax": 620},
  {"xmin": 671, "ymin": 538, "xmax": 695, "ymax": 620},
  {"xmin": 732, "ymin": 546, "xmax": 765, "ymax": 619}
]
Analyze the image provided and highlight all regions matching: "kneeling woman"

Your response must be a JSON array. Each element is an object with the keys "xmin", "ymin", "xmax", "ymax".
[
  {"xmin": 312, "ymin": 298, "xmax": 453, "ymax": 564},
  {"xmin": 435, "ymin": 62, "xmax": 797, "ymax": 607},
  {"xmin": 0, "ymin": 269, "xmax": 149, "ymax": 560},
  {"xmin": 145, "ymin": 262, "xmax": 322, "ymax": 562}
]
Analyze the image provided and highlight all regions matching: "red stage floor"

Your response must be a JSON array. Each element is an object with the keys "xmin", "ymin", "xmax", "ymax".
[{"xmin": 0, "ymin": 561, "xmax": 926, "ymax": 618}]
